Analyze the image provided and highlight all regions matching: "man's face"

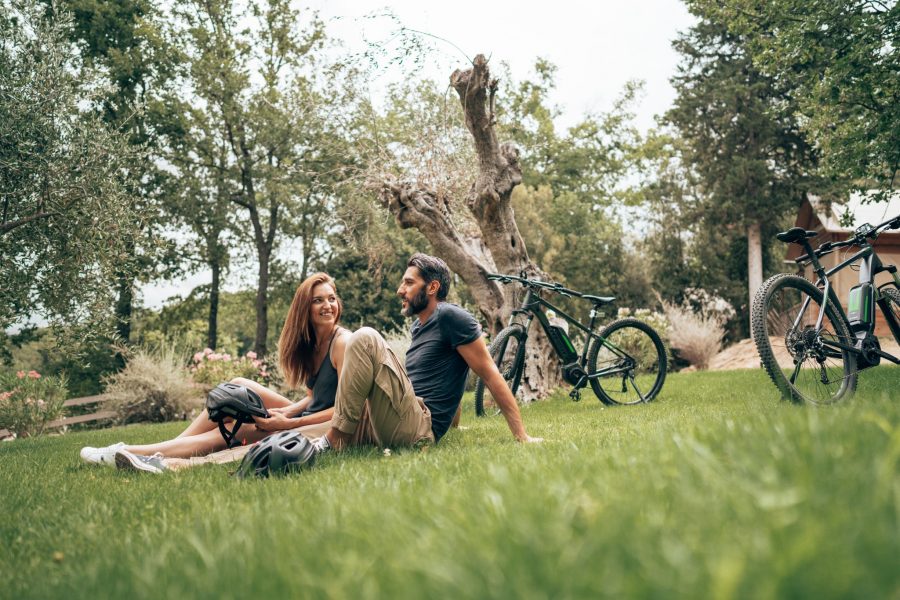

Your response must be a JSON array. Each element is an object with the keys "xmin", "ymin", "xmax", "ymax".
[{"xmin": 398, "ymin": 267, "xmax": 430, "ymax": 317}]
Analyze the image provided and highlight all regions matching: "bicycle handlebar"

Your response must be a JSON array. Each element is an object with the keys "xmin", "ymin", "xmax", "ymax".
[
  {"xmin": 486, "ymin": 273, "xmax": 584, "ymax": 298},
  {"xmin": 795, "ymin": 213, "xmax": 900, "ymax": 265}
]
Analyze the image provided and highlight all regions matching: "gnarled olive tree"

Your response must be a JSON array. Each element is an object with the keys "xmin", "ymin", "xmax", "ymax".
[{"xmin": 377, "ymin": 55, "xmax": 560, "ymax": 400}]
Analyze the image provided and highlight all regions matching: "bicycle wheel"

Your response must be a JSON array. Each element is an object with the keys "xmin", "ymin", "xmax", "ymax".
[
  {"xmin": 474, "ymin": 324, "xmax": 526, "ymax": 417},
  {"xmin": 751, "ymin": 273, "xmax": 857, "ymax": 405},
  {"xmin": 586, "ymin": 318, "xmax": 667, "ymax": 405}
]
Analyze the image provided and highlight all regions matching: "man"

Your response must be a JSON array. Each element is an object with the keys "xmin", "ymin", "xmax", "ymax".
[{"xmin": 313, "ymin": 253, "xmax": 542, "ymax": 453}]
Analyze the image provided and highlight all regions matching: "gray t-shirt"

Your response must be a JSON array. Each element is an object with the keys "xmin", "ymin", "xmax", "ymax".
[{"xmin": 405, "ymin": 302, "xmax": 482, "ymax": 441}]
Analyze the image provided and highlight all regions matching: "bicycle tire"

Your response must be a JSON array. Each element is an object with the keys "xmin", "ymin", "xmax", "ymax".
[
  {"xmin": 586, "ymin": 318, "xmax": 667, "ymax": 405},
  {"xmin": 474, "ymin": 324, "xmax": 527, "ymax": 417},
  {"xmin": 751, "ymin": 273, "xmax": 857, "ymax": 405},
  {"xmin": 881, "ymin": 286, "xmax": 900, "ymax": 336}
]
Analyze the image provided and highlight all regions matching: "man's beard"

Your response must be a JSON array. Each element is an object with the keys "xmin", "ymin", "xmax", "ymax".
[{"xmin": 402, "ymin": 287, "xmax": 429, "ymax": 317}]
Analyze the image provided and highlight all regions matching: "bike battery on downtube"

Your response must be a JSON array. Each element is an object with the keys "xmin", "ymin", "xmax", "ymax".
[
  {"xmin": 546, "ymin": 323, "xmax": 578, "ymax": 363},
  {"xmin": 847, "ymin": 283, "xmax": 875, "ymax": 333}
]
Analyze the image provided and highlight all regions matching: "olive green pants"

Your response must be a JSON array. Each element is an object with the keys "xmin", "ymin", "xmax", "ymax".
[{"xmin": 331, "ymin": 327, "xmax": 434, "ymax": 448}]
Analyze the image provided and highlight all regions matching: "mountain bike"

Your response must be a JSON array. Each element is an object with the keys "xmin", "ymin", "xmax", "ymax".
[
  {"xmin": 751, "ymin": 214, "xmax": 900, "ymax": 405},
  {"xmin": 474, "ymin": 274, "xmax": 668, "ymax": 416}
]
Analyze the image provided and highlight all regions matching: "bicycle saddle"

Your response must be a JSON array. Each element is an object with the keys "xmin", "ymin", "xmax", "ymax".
[
  {"xmin": 776, "ymin": 227, "xmax": 818, "ymax": 244},
  {"xmin": 582, "ymin": 294, "xmax": 615, "ymax": 305}
]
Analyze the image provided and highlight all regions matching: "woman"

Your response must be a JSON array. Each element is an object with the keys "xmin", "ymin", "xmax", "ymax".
[{"xmin": 79, "ymin": 273, "xmax": 348, "ymax": 472}]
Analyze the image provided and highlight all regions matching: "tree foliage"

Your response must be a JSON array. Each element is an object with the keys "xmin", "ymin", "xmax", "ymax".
[
  {"xmin": 710, "ymin": 0, "xmax": 899, "ymax": 193},
  {"xmin": 60, "ymin": 0, "xmax": 183, "ymax": 343},
  {"xmin": 166, "ymin": 0, "xmax": 355, "ymax": 355},
  {"xmin": 662, "ymin": 3, "xmax": 824, "ymax": 323},
  {"xmin": 0, "ymin": 1, "xmax": 142, "ymax": 339}
]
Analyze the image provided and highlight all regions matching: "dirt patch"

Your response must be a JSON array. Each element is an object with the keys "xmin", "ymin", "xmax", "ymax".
[{"xmin": 701, "ymin": 337, "xmax": 900, "ymax": 371}]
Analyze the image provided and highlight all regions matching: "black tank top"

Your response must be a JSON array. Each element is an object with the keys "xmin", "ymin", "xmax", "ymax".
[{"xmin": 304, "ymin": 328, "xmax": 345, "ymax": 414}]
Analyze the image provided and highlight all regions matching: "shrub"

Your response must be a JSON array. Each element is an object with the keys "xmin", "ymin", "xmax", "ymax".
[
  {"xmin": 104, "ymin": 346, "xmax": 201, "ymax": 424},
  {"xmin": 0, "ymin": 370, "xmax": 67, "ymax": 438},
  {"xmin": 660, "ymin": 298, "xmax": 728, "ymax": 370},
  {"xmin": 383, "ymin": 328, "xmax": 412, "ymax": 367},
  {"xmin": 189, "ymin": 348, "xmax": 274, "ymax": 387},
  {"xmin": 616, "ymin": 307, "xmax": 670, "ymax": 336}
]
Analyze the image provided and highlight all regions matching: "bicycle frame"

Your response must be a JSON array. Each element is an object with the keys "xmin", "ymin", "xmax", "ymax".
[
  {"xmin": 507, "ymin": 286, "xmax": 633, "ymax": 381},
  {"xmin": 800, "ymin": 241, "xmax": 900, "ymax": 356}
]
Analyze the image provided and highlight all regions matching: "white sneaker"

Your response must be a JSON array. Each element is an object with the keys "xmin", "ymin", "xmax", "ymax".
[
  {"xmin": 115, "ymin": 449, "xmax": 168, "ymax": 474},
  {"xmin": 80, "ymin": 442, "xmax": 126, "ymax": 466},
  {"xmin": 310, "ymin": 436, "xmax": 331, "ymax": 454}
]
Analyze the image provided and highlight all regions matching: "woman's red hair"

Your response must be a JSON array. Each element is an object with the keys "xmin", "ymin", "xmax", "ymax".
[{"xmin": 278, "ymin": 273, "xmax": 342, "ymax": 389}]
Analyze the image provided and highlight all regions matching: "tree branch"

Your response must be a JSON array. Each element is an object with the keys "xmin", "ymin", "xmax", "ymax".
[{"xmin": 0, "ymin": 211, "xmax": 57, "ymax": 236}]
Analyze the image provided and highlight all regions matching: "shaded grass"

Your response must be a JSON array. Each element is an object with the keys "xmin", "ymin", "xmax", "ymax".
[{"xmin": 1, "ymin": 367, "xmax": 898, "ymax": 599}]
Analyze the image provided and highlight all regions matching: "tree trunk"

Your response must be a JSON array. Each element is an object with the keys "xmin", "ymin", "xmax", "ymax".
[
  {"xmin": 208, "ymin": 252, "xmax": 220, "ymax": 350},
  {"xmin": 114, "ymin": 272, "xmax": 133, "ymax": 344},
  {"xmin": 254, "ymin": 244, "xmax": 270, "ymax": 356},
  {"xmin": 378, "ymin": 54, "xmax": 561, "ymax": 401},
  {"xmin": 747, "ymin": 220, "xmax": 763, "ymax": 316}
]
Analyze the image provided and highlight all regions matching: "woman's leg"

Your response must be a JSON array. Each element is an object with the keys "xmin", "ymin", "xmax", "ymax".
[
  {"xmin": 127, "ymin": 423, "xmax": 273, "ymax": 459},
  {"xmin": 176, "ymin": 377, "xmax": 293, "ymax": 438},
  {"xmin": 162, "ymin": 421, "xmax": 330, "ymax": 471}
]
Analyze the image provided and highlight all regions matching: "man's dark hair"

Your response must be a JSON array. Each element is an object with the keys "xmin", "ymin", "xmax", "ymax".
[{"xmin": 407, "ymin": 253, "xmax": 451, "ymax": 300}]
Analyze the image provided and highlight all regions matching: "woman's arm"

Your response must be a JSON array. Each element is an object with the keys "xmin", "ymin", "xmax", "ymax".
[
  {"xmin": 331, "ymin": 329, "xmax": 347, "ymax": 375},
  {"xmin": 275, "ymin": 392, "xmax": 311, "ymax": 418}
]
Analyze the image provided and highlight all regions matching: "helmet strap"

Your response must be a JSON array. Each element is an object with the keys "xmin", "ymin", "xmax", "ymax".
[{"xmin": 217, "ymin": 418, "xmax": 247, "ymax": 449}]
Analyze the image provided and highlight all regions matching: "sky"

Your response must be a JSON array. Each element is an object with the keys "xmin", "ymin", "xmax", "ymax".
[{"xmin": 140, "ymin": 0, "xmax": 698, "ymax": 309}]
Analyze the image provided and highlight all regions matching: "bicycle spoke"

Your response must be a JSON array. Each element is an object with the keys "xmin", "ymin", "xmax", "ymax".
[{"xmin": 627, "ymin": 374, "xmax": 648, "ymax": 403}]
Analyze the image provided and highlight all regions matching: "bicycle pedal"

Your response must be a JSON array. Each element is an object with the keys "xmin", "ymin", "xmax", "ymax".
[{"xmin": 569, "ymin": 389, "xmax": 581, "ymax": 402}]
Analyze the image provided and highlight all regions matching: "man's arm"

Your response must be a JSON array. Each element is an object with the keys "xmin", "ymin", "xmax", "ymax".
[{"xmin": 456, "ymin": 339, "xmax": 543, "ymax": 443}]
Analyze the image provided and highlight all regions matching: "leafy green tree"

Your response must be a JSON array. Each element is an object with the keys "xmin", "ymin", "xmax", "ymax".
[
  {"xmin": 710, "ymin": 0, "xmax": 899, "ymax": 194},
  {"xmin": 159, "ymin": 90, "xmax": 236, "ymax": 351},
  {"xmin": 498, "ymin": 60, "xmax": 641, "ymax": 202},
  {"xmin": 666, "ymin": 4, "xmax": 823, "ymax": 321},
  {"xmin": 59, "ymin": 0, "xmax": 181, "ymax": 344},
  {"xmin": 171, "ymin": 0, "xmax": 347, "ymax": 355},
  {"xmin": 498, "ymin": 62, "xmax": 648, "ymax": 311},
  {"xmin": 0, "ymin": 1, "xmax": 142, "ymax": 341}
]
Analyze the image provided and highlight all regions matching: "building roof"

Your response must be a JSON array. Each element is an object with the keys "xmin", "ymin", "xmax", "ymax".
[{"xmin": 807, "ymin": 192, "xmax": 900, "ymax": 233}]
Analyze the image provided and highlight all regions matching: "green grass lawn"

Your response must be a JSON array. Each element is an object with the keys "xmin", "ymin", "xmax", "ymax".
[{"xmin": 2, "ymin": 367, "xmax": 898, "ymax": 599}]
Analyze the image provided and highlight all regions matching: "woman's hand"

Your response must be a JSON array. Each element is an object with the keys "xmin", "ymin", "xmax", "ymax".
[
  {"xmin": 254, "ymin": 412, "xmax": 295, "ymax": 432},
  {"xmin": 268, "ymin": 401, "xmax": 304, "ymax": 418}
]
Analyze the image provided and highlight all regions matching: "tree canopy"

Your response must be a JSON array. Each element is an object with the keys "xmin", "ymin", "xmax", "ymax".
[{"xmin": 701, "ymin": 0, "xmax": 899, "ymax": 195}]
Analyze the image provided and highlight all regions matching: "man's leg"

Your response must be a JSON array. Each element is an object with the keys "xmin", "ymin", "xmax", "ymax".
[{"xmin": 326, "ymin": 327, "xmax": 433, "ymax": 449}]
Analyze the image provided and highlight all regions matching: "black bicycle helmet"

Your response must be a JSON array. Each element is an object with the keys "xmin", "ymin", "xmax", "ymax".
[
  {"xmin": 235, "ymin": 431, "xmax": 317, "ymax": 479},
  {"xmin": 205, "ymin": 383, "xmax": 269, "ymax": 448}
]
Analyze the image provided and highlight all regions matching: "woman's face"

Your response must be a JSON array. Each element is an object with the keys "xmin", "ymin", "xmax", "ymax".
[{"xmin": 309, "ymin": 282, "xmax": 339, "ymax": 329}]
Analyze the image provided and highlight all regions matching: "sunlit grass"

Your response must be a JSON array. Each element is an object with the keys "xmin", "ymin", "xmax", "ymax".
[{"xmin": 1, "ymin": 367, "xmax": 898, "ymax": 598}]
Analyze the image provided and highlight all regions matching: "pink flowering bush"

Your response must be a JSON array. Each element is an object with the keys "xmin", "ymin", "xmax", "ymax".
[
  {"xmin": 189, "ymin": 348, "xmax": 273, "ymax": 387},
  {"xmin": 0, "ymin": 370, "xmax": 67, "ymax": 438}
]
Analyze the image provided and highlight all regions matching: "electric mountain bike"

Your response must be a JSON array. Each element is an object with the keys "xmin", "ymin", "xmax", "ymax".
[
  {"xmin": 474, "ymin": 274, "xmax": 668, "ymax": 416},
  {"xmin": 751, "ymin": 214, "xmax": 900, "ymax": 405}
]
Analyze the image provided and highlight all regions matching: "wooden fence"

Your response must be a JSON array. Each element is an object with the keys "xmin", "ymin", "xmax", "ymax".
[{"xmin": 0, "ymin": 394, "xmax": 115, "ymax": 439}]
